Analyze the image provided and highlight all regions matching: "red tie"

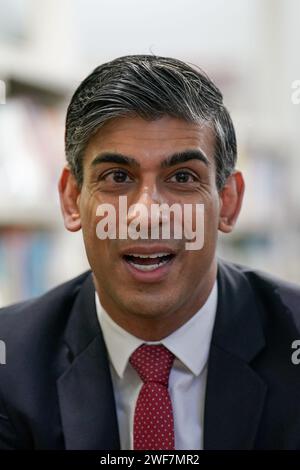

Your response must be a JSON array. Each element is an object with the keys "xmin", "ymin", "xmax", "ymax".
[{"xmin": 129, "ymin": 344, "xmax": 176, "ymax": 450}]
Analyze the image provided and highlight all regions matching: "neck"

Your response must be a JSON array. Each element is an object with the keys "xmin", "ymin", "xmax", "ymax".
[{"xmin": 93, "ymin": 260, "xmax": 218, "ymax": 341}]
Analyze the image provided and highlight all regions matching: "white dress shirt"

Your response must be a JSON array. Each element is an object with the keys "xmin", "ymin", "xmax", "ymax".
[{"xmin": 95, "ymin": 280, "xmax": 218, "ymax": 450}]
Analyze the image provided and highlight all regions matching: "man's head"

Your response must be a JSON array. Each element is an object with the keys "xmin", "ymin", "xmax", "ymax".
[
  {"xmin": 65, "ymin": 55, "xmax": 237, "ymax": 192},
  {"xmin": 59, "ymin": 55, "xmax": 244, "ymax": 340}
]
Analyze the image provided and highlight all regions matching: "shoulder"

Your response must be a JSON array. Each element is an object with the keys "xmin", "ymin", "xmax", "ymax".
[
  {"xmin": 0, "ymin": 270, "xmax": 92, "ymax": 347},
  {"xmin": 218, "ymin": 258, "xmax": 300, "ymax": 331},
  {"xmin": 219, "ymin": 257, "xmax": 300, "ymax": 301}
]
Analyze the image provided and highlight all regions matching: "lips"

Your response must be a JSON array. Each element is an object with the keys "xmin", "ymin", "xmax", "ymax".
[
  {"xmin": 120, "ymin": 245, "xmax": 178, "ymax": 280},
  {"xmin": 123, "ymin": 253, "xmax": 175, "ymax": 271}
]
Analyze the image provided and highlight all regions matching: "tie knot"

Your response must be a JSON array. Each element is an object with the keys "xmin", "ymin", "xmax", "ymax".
[{"xmin": 130, "ymin": 344, "xmax": 175, "ymax": 386}]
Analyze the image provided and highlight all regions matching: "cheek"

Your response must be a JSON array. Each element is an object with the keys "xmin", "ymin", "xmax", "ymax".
[
  {"xmin": 182, "ymin": 196, "xmax": 219, "ymax": 250},
  {"xmin": 80, "ymin": 190, "xmax": 103, "ymax": 229},
  {"xmin": 82, "ymin": 210, "xmax": 97, "ymax": 241},
  {"xmin": 204, "ymin": 193, "xmax": 220, "ymax": 229},
  {"xmin": 80, "ymin": 198, "xmax": 102, "ymax": 252},
  {"xmin": 188, "ymin": 197, "xmax": 219, "ymax": 256}
]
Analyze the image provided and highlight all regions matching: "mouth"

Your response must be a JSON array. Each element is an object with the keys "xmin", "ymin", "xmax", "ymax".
[
  {"xmin": 123, "ymin": 252, "xmax": 176, "ymax": 272},
  {"xmin": 121, "ymin": 248, "xmax": 177, "ymax": 282}
]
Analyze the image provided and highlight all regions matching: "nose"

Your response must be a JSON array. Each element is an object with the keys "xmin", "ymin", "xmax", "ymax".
[{"xmin": 127, "ymin": 183, "xmax": 165, "ymax": 236}]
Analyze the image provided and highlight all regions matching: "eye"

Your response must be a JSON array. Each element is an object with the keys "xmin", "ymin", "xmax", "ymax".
[
  {"xmin": 101, "ymin": 169, "xmax": 133, "ymax": 183},
  {"xmin": 168, "ymin": 171, "xmax": 197, "ymax": 183}
]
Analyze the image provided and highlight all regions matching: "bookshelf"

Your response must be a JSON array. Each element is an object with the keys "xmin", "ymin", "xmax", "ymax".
[
  {"xmin": 0, "ymin": 73, "xmax": 89, "ymax": 307},
  {"xmin": 0, "ymin": 0, "xmax": 299, "ymax": 306}
]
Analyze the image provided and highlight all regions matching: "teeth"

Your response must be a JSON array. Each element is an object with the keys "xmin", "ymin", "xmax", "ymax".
[
  {"xmin": 129, "ymin": 259, "xmax": 170, "ymax": 271},
  {"xmin": 128, "ymin": 252, "xmax": 170, "ymax": 258}
]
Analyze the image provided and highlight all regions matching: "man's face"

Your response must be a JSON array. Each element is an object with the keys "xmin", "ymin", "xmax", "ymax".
[{"xmin": 75, "ymin": 115, "xmax": 223, "ymax": 335}]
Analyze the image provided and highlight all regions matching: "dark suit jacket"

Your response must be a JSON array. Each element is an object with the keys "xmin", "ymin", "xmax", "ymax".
[{"xmin": 0, "ymin": 258, "xmax": 300, "ymax": 450}]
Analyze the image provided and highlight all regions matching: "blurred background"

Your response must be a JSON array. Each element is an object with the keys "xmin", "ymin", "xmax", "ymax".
[{"xmin": 0, "ymin": 0, "xmax": 299, "ymax": 306}]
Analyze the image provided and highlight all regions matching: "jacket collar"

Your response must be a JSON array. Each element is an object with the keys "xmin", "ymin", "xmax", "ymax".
[
  {"xmin": 57, "ymin": 259, "xmax": 268, "ymax": 450},
  {"xmin": 57, "ymin": 272, "xmax": 120, "ymax": 450},
  {"xmin": 203, "ymin": 258, "xmax": 267, "ymax": 449}
]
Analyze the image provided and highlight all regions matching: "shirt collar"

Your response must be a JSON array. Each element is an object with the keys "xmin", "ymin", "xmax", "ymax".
[{"xmin": 95, "ymin": 279, "xmax": 218, "ymax": 379}]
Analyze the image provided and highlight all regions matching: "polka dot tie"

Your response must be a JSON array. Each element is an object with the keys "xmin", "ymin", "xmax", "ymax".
[{"xmin": 129, "ymin": 344, "xmax": 176, "ymax": 450}]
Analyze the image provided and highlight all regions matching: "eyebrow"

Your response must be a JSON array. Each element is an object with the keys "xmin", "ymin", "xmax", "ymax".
[
  {"xmin": 90, "ymin": 153, "xmax": 139, "ymax": 168},
  {"xmin": 161, "ymin": 149, "xmax": 210, "ymax": 168},
  {"xmin": 90, "ymin": 149, "xmax": 210, "ymax": 169}
]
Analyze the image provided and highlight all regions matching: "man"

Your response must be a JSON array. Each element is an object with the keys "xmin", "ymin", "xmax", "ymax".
[{"xmin": 0, "ymin": 55, "xmax": 300, "ymax": 450}]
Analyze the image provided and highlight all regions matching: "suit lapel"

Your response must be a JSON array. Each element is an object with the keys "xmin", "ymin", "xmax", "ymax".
[
  {"xmin": 57, "ymin": 272, "xmax": 120, "ymax": 450},
  {"xmin": 204, "ymin": 259, "xmax": 267, "ymax": 449},
  {"xmin": 56, "ymin": 260, "xmax": 268, "ymax": 450}
]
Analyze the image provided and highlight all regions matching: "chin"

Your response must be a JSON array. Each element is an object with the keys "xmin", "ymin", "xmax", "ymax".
[{"xmin": 124, "ymin": 294, "xmax": 176, "ymax": 318}]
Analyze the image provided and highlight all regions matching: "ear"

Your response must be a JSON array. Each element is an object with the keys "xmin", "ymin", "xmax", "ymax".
[
  {"xmin": 58, "ymin": 166, "xmax": 82, "ymax": 232},
  {"xmin": 218, "ymin": 171, "xmax": 245, "ymax": 233}
]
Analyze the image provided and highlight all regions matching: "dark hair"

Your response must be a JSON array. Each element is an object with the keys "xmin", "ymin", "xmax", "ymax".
[{"xmin": 65, "ymin": 54, "xmax": 237, "ymax": 190}]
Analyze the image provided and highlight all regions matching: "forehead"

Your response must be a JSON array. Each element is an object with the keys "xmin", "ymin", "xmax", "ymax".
[{"xmin": 84, "ymin": 115, "xmax": 216, "ymax": 167}]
